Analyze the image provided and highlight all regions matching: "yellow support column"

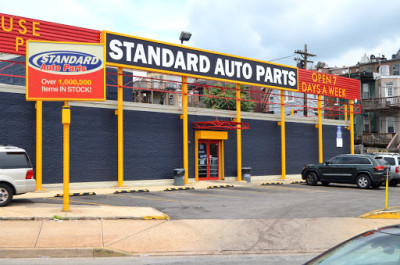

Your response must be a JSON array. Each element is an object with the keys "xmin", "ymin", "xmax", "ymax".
[
  {"xmin": 236, "ymin": 83, "xmax": 242, "ymax": 181},
  {"xmin": 344, "ymin": 105, "xmax": 348, "ymax": 121},
  {"xmin": 182, "ymin": 76, "xmax": 189, "ymax": 184},
  {"xmin": 318, "ymin": 95, "xmax": 323, "ymax": 163},
  {"xmin": 116, "ymin": 67, "xmax": 124, "ymax": 187},
  {"xmin": 350, "ymin": 100, "xmax": 354, "ymax": 154},
  {"xmin": 35, "ymin": 101, "xmax": 44, "ymax": 190},
  {"xmin": 280, "ymin": 90, "xmax": 286, "ymax": 179},
  {"xmin": 62, "ymin": 101, "xmax": 71, "ymax": 212}
]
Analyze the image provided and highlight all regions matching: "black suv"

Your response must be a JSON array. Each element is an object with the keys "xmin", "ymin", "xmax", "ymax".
[{"xmin": 301, "ymin": 154, "xmax": 389, "ymax": 189}]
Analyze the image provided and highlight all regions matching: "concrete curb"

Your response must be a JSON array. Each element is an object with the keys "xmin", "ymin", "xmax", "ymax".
[
  {"xmin": 113, "ymin": 189, "xmax": 149, "ymax": 194},
  {"xmin": 54, "ymin": 192, "xmax": 96, "ymax": 197},
  {"xmin": 360, "ymin": 210, "xmax": 400, "ymax": 219},
  {"xmin": 164, "ymin": 187, "xmax": 195, "ymax": 191},
  {"xmin": 261, "ymin": 182, "xmax": 283, "ymax": 186},
  {"xmin": 0, "ymin": 248, "xmax": 130, "ymax": 258},
  {"xmin": 207, "ymin": 185, "xmax": 234, "ymax": 189},
  {"xmin": 0, "ymin": 247, "xmax": 323, "ymax": 258}
]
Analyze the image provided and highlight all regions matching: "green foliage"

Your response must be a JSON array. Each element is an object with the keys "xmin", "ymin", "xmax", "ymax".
[{"xmin": 200, "ymin": 84, "xmax": 255, "ymax": 112}]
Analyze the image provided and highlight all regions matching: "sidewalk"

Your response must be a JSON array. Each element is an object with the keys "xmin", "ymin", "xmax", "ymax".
[{"xmin": 1, "ymin": 175, "xmax": 399, "ymax": 258}]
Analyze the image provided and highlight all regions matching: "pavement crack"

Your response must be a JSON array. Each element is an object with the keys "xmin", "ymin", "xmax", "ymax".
[
  {"xmin": 34, "ymin": 220, "xmax": 44, "ymax": 248},
  {"xmin": 104, "ymin": 220, "xmax": 169, "ymax": 247}
]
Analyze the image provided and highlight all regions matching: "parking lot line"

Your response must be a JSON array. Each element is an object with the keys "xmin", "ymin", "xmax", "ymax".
[
  {"xmin": 167, "ymin": 191, "xmax": 250, "ymax": 200},
  {"xmin": 109, "ymin": 194, "xmax": 202, "ymax": 204},
  {"xmin": 265, "ymin": 186, "xmax": 328, "ymax": 192}
]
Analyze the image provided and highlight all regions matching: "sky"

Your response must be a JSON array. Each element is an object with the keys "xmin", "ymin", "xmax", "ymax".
[{"xmin": 3, "ymin": 0, "xmax": 400, "ymax": 69}]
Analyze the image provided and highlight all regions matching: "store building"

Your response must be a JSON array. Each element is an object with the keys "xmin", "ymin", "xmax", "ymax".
[{"xmin": 0, "ymin": 13, "xmax": 356, "ymax": 186}]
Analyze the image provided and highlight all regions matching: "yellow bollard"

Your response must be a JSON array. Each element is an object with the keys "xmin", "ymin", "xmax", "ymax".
[{"xmin": 62, "ymin": 101, "xmax": 71, "ymax": 212}]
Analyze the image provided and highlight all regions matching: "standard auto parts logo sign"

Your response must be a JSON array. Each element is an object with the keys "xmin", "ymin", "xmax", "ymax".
[
  {"xmin": 29, "ymin": 51, "xmax": 102, "ymax": 74},
  {"xmin": 26, "ymin": 41, "xmax": 105, "ymax": 101}
]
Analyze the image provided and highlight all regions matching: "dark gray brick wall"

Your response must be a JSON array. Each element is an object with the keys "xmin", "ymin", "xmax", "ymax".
[{"xmin": 0, "ymin": 91, "xmax": 350, "ymax": 183}]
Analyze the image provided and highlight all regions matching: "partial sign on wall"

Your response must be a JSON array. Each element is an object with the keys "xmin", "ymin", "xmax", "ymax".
[
  {"xmin": 0, "ymin": 13, "xmax": 100, "ymax": 55},
  {"xmin": 26, "ymin": 41, "xmax": 105, "ymax": 101},
  {"xmin": 103, "ymin": 31, "xmax": 298, "ymax": 91},
  {"xmin": 298, "ymin": 69, "xmax": 360, "ymax": 100}
]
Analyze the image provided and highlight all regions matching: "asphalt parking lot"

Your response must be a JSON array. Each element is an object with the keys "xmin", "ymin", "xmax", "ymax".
[{"xmin": 28, "ymin": 183, "xmax": 400, "ymax": 220}]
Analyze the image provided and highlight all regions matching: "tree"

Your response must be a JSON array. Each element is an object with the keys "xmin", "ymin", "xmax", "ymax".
[{"xmin": 201, "ymin": 84, "xmax": 255, "ymax": 112}]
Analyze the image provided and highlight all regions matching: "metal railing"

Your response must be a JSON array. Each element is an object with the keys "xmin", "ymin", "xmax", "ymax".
[
  {"xmin": 362, "ymin": 96, "xmax": 400, "ymax": 111},
  {"xmin": 362, "ymin": 133, "xmax": 397, "ymax": 146}
]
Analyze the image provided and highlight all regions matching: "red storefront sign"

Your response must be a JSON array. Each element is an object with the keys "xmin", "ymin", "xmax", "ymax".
[
  {"xmin": 26, "ymin": 41, "xmax": 105, "ymax": 101},
  {"xmin": 0, "ymin": 13, "xmax": 100, "ymax": 55},
  {"xmin": 298, "ymin": 69, "xmax": 360, "ymax": 100}
]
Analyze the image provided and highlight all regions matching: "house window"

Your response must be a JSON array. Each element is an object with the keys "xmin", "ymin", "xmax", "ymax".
[
  {"xmin": 363, "ymin": 115, "xmax": 369, "ymax": 133},
  {"xmin": 387, "ymin": 117, "xmax": 395, "ymax": 133},
  {"xmin": 362, "ymin": 83, "xmax": 369, "ymax": 99},
  {"xmin": 379, "ymin": 65, "xmax": 389, "ymax": 76},
  {"xmin": 284, "ymin": 91, "xmax": 294, "ymax": 102},
  {"xmin": 393, "ymin": 63, "xmax": 400, "ymax": 75},
  {"xmin": 363, "ymin": 67, "xmax": 371, "ymax": 73},
  {"xmin": 385, "ymin": 82, "xmax": 394, "ymax": 97}
]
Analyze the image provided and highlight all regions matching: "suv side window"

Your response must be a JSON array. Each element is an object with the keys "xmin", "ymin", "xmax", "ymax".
[
  {"xmin": 329, "ymin": 156, "xmax": 345, "ymax": 164},
  {"xmin": 343, "ymin": 157, "xmax": 360, "ymax": 164},
  {"xmin": 0, "ymin": 152, "xmax": 31, "ymax": 169},
  {"xmin": 383, "ymin": 157, "xmax": 395, "ymax": 165},
  {"xmin": 358, "ymin": 157, "xmax": 371, "ymax": 164}
]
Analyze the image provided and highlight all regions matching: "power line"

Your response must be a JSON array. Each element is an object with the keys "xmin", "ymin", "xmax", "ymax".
[{"xmin": 268, "ymin": 54, "xmax": 295, "ymax": 62}]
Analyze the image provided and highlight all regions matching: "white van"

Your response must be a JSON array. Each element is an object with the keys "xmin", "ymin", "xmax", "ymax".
[{"xmin": 0, "ymin": 146, "xmax": 36, "ymax": 206}]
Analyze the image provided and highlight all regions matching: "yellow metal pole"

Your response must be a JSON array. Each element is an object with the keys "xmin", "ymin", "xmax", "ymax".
[
  {"xmin": 344, "ymin": 104, "xmax": 348, "ymax": 121},
  {"xmin": 182, "ymin": 76, "xmax": 189, "ymax": 184},
  {"xmin": 350, "ymin": 100, "xmax": 354, "ymax": 154},
  {"xmin": 117, "ymin": 67, "xmax": 124, "ymax": 187},
  {"xmin": 280, "ymin": 90, "xmax": 286, "ymax": 179},
  {"xmin": 385, "ymin": 169, "xmax": 389, "ymax": 210},
  {"xmin": 35, "ymin": 101, "xmax": 44, "ymax": 190},
  {"xmin": 318, "ymin": 95, "xmax": 323, "ymax": 163},
  {"xmin": 62, "ymin": 101, "xmax": 70, "ymax": 212},
  {"xmin": 236, "ymin": 83, "xmax": 242, "ymax": 181}
]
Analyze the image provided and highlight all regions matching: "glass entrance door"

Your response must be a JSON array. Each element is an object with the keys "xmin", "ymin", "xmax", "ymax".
[{"xmin": 198, "ymin": 140, "xmax": 219, "ymax": 180}]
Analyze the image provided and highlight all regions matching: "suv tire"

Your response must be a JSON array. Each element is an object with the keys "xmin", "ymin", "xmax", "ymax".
[
  {"xmin": 305, "ymin": 172, "xmax": 318, "ymax": 186},
  {"xmin": 0, "ymin": 183, "xmax": 13, "ymax": 207},
  {"xmin": 356, "ymin": 174, "xmax": 371, "ymax": 189}
]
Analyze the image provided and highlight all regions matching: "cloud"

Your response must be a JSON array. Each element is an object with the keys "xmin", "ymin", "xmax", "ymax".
[
  {"xmin": 186, "ymin": 0, "xmax": 400, "ymax": 67},
  {"xmin": 3, "ymin": 0, "xmax": 400, "ymax": 69}
]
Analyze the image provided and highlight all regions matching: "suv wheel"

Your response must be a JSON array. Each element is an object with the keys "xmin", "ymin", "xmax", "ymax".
[
  {"xmin": 321, "ymin": 181, "xmax": 330, "ymax": 186},
  {"xmin": 305, "ymin": 172, "xmax": 318, "ymax": 186},
  {"xmin": 0, "ymin": 183, "xmax": 13, "ymax": 207},
  {"xmin": 356, "ymin": 174, "xmax": 371, "ymax": 189}
]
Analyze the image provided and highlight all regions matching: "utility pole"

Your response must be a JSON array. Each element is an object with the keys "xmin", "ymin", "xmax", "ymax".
[{"xmin": 295, "ymin": 44, "xmax": 316, "ymax": 116}]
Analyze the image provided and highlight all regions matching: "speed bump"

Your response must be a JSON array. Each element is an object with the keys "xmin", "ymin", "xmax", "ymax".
[
  {"xmin": 207, "ymin": 185, "xmax": 234, "ymax": 189},
  {"xmin": 164, "ymin": 187, "xmax": 195, "ymax": 191},
  {"xmin": 114, "ymin": 189, "xmax": 149, "ymax": 194},
  {"xmin": 54, "ymin": 192, "xmax": 96, "ymax": 197},
  {"xmin": 261, "ymin": 182, "xmax": 283, "ymax": 186},
  {"xmin": 290, "ymin": 180, "xmax": 306, "ymax": 184}
]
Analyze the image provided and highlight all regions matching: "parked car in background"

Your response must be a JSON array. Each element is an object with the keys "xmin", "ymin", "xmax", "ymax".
[
  {"xmin": 301, "ymin": 154, "xmax": 389, "ymax": 189},
  {"xmin": 373, "ymin": 153, "xmax": 400, "ymax": 186},
  {"xmin": 304, "ymin": 225, "xmax": 400, "ymax": 264},
  {"xmin": 0, "ymin": 146, "xmax": 36, "ymax": 206}
]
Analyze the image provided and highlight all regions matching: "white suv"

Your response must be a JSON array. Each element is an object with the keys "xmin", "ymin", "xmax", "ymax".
[
  {"xmin": 0, "ymin": 146, "xmax": 36, "ymax": 206},
  {"xmin": 374, "ymin": 153, "xmax": 400, "ymax": 186}
]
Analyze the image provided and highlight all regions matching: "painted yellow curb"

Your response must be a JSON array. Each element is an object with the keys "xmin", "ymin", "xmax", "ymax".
[
  {"xmin": 360, "ymin": 210, "xmax": 400, "ymax": 219},
  {"xmin": 143, "ymin": 214, "xmax": 170, "ymax": 220}
]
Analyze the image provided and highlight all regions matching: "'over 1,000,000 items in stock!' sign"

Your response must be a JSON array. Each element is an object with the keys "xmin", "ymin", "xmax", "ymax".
[{"xmin": 26, "ymin": 41, "xmax": 105, "ymax": 101}]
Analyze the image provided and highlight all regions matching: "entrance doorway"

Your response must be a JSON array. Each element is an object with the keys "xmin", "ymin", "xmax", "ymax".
[
  {"xmin": 194, "ymin": 130, "xmax": 227, "ymax": 181},
  {"xmin": 198, "ymin": 140, "xmax": 219, "ymax": 180}
]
